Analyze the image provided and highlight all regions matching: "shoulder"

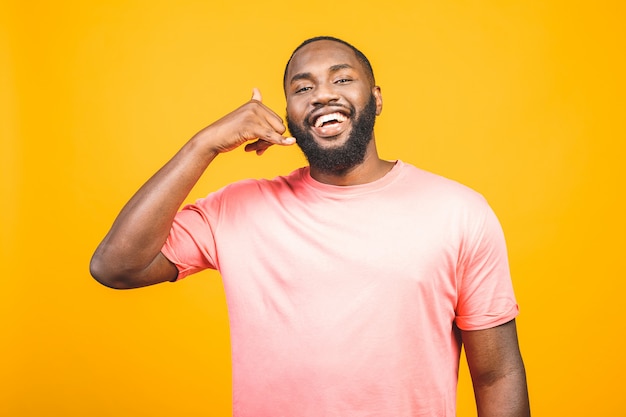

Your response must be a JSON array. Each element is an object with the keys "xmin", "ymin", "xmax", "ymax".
[
  {"xmin": 192, "ymin": 167, "xmax": 308, "ymax": 212},
  {"xmin": 397, "ymin": 161, "xmax": 489, "ymax": 209},
  {"xmin": 220, "ymin": 167, "xmax": 307, "ymax": 197}
]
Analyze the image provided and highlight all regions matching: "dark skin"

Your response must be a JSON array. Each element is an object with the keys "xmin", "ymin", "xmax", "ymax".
[
  {"xmin": 464, "ymin": 320, "xmax": 530, "ymax": 416},
  {"xmin": 90, "ymin": 39, "xmax": 529, "ymax": 416},
  {"xmin": 89, "ymin": 87, "xmax": 294, "ymax": 289},
  {"xmin": 283, "ymin": 40, "xmax": 394, "ymax": 185}
]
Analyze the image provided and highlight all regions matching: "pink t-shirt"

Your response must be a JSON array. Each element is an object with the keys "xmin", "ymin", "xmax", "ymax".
[{"xmin": 162, "ymin": 160, "xmax": 518, "ymax": 416}]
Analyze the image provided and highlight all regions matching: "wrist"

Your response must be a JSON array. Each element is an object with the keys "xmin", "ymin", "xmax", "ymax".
[{"xmin": 188, "ymin": 126, "xmax": 224, "ymax": 159}]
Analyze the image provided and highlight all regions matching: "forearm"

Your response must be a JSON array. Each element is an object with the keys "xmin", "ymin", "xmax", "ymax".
[
  {"xmin": 473, "ymin": 367, "xmax": 530, "ymax": 417},
  {"xmin": 90, "ymin": 134, "xmax": 218, "ymax": 287},
  {"xmin": 90, "ymin": 90, "xmax": 294, "ymax": 288}
]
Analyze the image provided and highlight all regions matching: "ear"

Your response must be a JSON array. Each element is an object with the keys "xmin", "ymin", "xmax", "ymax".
[{"xmin": 373, "ymin": 86, "xmax": 383, "ymax": 115}]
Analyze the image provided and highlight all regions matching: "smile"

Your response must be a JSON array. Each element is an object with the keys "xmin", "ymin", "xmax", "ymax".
[
  {"xmin": 314, "ymin": 112, "xmax": 348, "ymax": 128},
  {"xmin": 308, "ymin": 109, "xmax": 351, "ymax": 139}
]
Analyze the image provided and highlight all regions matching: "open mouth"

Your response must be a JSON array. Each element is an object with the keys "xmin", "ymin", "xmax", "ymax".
[
  {"xmin": 310, "ymin": 111, "xmax": 350, "ymax": 138},
  {"xmin": 314, "ymin": 112, "xmax": 348, "ymax": 128}
]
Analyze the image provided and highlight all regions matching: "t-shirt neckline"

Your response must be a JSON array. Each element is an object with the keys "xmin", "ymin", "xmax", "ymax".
[{"xmin": 299, "ymin": 160, "xmax": 403, "ymax": 197}]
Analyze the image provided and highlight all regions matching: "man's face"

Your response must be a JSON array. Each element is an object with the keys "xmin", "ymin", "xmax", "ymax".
[{"xmin": 284, "ymin": 40, "xmax": 382, "ymax": 175}]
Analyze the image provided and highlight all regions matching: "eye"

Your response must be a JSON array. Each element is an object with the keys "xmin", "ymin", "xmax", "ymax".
[
  {"xmin": 294, "ymin": 86, "xmax": 312, "ymax": 94},
  {"xmin": 335, "ymin": 78, "xmax": 352, "ymax": 84}
]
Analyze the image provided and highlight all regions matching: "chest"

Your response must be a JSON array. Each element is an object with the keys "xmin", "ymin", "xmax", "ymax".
[{"xmin": 217, "ymin": 194, "xmax": 463, "ymax": 299}]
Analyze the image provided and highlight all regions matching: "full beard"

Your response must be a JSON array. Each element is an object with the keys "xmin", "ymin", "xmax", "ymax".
[{"xmin": 286, "ymin": 94, "xmax": 377, "ymax": 176}]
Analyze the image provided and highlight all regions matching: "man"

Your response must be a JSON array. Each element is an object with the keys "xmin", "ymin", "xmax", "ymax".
[{"xmin": 91, "ymin": 36, "xmax": 530, "ymax": 416}]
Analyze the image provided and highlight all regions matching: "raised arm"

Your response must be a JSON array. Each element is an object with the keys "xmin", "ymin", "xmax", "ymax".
[
  {"xmin": 462, "ymin": 319, "xmax": 530, "ymax": 417},
  {"xmin": 90, "ymin": 89, "xmax": 295, "ymax": 289}
]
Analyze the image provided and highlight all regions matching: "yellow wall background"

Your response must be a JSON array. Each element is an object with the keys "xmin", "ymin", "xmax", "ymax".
[{"xmin": 2, "ymin": 1, "xmax": 625, "ymax": 415}]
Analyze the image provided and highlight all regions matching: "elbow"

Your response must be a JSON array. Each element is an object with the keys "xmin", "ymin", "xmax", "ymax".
[{"xmin": 89, "ymin": 253, "xmax": 135, "ymax": 290}]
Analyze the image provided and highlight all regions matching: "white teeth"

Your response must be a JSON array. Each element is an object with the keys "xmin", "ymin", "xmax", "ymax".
[{"xmin": 314, "ymin": 112, "xmax": 347, "ymax": 128}]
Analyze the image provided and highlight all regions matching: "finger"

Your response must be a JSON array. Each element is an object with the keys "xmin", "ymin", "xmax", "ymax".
[
  {"xmin": 244, "ymin": 136, "xmax": 295, "ymax": 154},
  {"xmin": 247, "ymin": 88, "xmax": 292, "ymax": 142},
  {"xmin": 244, "ymin": 139, "xmax": 272, "ymax": 154},
  {"xmin": 256, "ymin": 132, "xmax": 294, "ymax": 146},
  {"xmin": 248, "ymin": 88, "xmax": 286, "ymax": 134}
]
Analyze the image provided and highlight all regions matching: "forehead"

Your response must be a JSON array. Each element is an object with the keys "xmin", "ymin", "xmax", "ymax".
[{"xmin": 286, "ymin": 40, "xmax": 365, "ymax": 81}]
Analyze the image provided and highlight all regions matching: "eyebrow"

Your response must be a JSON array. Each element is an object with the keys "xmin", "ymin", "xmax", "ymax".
[{"xmin": 289, "ymin": 63, "xmax": 355, "ymax": 85}]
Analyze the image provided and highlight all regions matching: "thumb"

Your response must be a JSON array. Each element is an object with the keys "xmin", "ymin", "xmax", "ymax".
[{"xmin": 251, "ymin": 87, "xmax": 262, "ymax": 102}]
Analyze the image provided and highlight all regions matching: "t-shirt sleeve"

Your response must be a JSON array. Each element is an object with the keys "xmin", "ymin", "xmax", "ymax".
[
  {"xmin": 161, "ymin": 191, "xmax": 223, "ymax": 280},
  {"xmin": 455, "ymin": 200, "xmax": 519, "ymax": 330}
]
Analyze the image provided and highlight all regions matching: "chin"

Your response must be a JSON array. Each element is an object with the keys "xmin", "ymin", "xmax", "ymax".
[{"xmin": 287, "ymin": 94, "xmax": 377, "ymax": 173}]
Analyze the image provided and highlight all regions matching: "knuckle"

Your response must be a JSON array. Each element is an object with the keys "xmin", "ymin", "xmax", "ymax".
[{"xmin": 264, "ymin": 129, "xmax": 279, "ymax": 141}]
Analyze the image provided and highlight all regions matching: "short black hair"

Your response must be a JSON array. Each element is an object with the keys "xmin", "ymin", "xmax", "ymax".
[{"xmin": 283, "ymin": 36, "xmax": 375, "ymax": 91}]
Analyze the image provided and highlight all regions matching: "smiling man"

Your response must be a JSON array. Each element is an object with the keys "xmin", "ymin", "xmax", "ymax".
[
  {"xmin": 284, "ymin": 38, "xmax": 387, "ymax": 180},
  {"xmin": 91, "ymin": 37, "xmax": 530, "ymax": 416}
]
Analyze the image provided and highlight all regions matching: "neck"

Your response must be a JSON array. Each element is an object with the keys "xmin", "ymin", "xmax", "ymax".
[{"xmin": 308, "ymin": 139, "xmax": 395, "ymax": 186}]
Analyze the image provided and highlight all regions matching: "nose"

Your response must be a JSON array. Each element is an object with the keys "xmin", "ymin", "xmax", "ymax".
[{"xmin": 311, "ymin": 83, "xmax": 339, "ymax": 106}]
